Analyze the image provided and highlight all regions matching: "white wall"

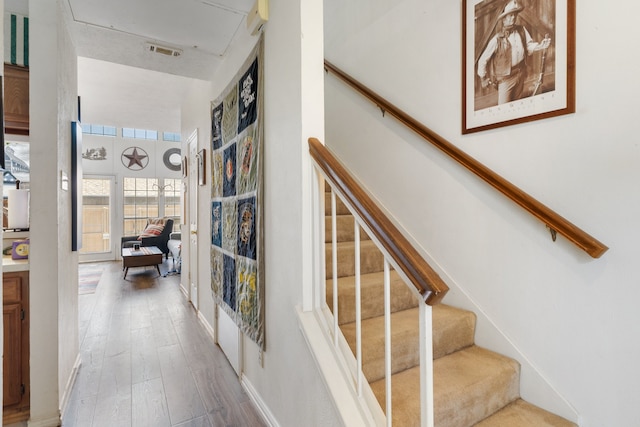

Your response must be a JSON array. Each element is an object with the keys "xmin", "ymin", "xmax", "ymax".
[
  {"xmin": 324, "ymin": 0, "xmax": 638, "ymax": 426},
  {"xmin": 29, "ymin": 0, "xmax": 79, "ymax": 424},
  {"xmin": 181, "ymin": 0, "xmax": 340, "ymax": 425},
  {"xmin": 248, "ymin": 0, "xmax": 338, "ymax": 424}
]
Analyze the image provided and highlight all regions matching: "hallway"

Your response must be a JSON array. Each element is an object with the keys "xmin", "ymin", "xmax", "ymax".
[{"xmin": 62, "ymin": 260, "xmax": 266, "ymax": 427}]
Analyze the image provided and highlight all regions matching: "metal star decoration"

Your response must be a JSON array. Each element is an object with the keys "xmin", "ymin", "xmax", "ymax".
[{"xmin": 121, "ymin": 147, "xmax": 149, "ymax": 170}]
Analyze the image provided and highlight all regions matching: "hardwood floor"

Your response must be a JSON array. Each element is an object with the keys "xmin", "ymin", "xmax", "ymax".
[{"xmin": 60, "ymin": 260, "xmax": 266, "ymax": 427}]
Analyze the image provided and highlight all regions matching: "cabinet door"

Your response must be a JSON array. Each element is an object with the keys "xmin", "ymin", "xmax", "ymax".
[
  {"xmin": 4, "ymin": 64, "xmax": 29, "ymax": 135},
  {"xmin": 3, "ymin": 303, "xmax": 22, "ymax": 407}
]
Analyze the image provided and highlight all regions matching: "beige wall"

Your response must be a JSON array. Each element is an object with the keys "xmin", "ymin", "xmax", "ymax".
[{"xmin": 29, "ymin": 0, "xmax": 79, "ymax": 423}]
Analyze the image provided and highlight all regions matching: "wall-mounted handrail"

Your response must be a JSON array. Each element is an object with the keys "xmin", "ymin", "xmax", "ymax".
[
  {"xmin": 324, "ymin": 60, "xmax": 608, "ymax": 259},
  {"xmin": 309, "ymin": 137, "xmax": 449, "ymax": 305}
]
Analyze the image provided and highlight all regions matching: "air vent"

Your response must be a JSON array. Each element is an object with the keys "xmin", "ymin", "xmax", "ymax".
[{"xmin": 145, "ymin": 42, "xmax": 182, "ymax": 57}]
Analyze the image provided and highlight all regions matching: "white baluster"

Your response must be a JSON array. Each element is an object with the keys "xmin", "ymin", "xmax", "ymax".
[
  {"xmin": 384, "ymin": 260, "xmax": 392, "ymax": 426},
  {"xmin": 355, "ymin": 222, "xmax": 362, "ymax": 396},
  {"xmin": 419, "ymin": 303, "xmax": 434, "ymax": 427},
  {"xmin": 332, "ymin": 190, "xmax": 339, "ymax": 347}
]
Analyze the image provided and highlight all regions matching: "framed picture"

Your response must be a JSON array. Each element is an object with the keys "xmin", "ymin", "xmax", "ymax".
[
  {"xmin": 71, "ymin": 121, "xmax": 83, "ymax": 251},
  {"xmin": 462, "ymin": 0, "xmax": 575, "ymax": 134},
  {"xmin": 197, "ymin": 149, "xmax": 206, "ymax": 186}
]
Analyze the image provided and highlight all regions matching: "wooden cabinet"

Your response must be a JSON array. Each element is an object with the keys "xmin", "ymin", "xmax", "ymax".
[
  {"xmin": 3, "ymin": 271, "xmax": 29, "ymax": 424},
  {"xmin": 4, "ymin": 64, "xmax": 29, "ymax": 135}
]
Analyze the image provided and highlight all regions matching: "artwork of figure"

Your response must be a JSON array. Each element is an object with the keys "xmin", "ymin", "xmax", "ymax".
[{"xmin": 475, "ymin": 0, "xmax": 554, "ymax": 107}]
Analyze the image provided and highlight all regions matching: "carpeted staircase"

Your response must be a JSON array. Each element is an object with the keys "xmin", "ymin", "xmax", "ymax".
[{"xmin": 325, "ymin": 192, "xmax": 577, "ymax": 427}]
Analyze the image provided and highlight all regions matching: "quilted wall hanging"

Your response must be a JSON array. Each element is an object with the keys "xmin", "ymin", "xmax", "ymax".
[{"xmin": 210, "ymin": 37, "xmax": 265, "ymax": 349}]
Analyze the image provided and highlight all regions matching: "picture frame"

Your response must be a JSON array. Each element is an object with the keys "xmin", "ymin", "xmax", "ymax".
[
  {"xmin": 197, "ymin": 149, "xmax": 206, "ymax": 186},
  {"xmin": 71, "ymin": 121, "xmax": 83, "ymax": 251},
  {"xmin": 462, "ymin": 0, "xmax": 575, "ymax": 134}
]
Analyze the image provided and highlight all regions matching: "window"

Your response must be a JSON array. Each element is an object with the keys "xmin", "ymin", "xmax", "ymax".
[
  {"xmin": 81, "ymin": 123, "xmax": 117, "ymax": 136},
  {"xmin": 123, "ymin": 127, "xmax": 158, "ymax": 140},
  {"xmin": 123, "ymin": 177, "xmax": 180, "ymax": 236},
  {"xmin": 163, "ymin": 132, "xmax": 181, "ymax": 142},
  {"xmin": 162, "ymin": 178, "xmax": 181, "ymax": 226}
]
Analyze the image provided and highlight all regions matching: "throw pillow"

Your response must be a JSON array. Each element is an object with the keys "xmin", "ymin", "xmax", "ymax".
[
  {"xmin": 148, "ymin": 217, "xmax": 166, "ymax": 226},
  {"xmin": 138, "ymin": 219, "xmax": 166, "ymax": 239}
]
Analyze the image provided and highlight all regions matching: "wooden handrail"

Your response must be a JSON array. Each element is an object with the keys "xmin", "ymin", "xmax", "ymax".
[
  {"xmin": 309, "ymin": 137, "xmax": 449, "ymax": 305},
  {"xmin": 324, "ymin": 60, "xmax": 608, "ymax": 259}
]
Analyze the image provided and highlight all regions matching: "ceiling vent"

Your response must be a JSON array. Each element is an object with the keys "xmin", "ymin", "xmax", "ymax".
[{"xmin": 145, "ymin": 42, "xmax": 182, "ymax": 57}]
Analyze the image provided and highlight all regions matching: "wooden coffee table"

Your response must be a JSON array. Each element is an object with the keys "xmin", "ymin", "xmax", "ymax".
[{"xmin": 122, "ymin": 246, "xmax": 163, "ymax": 278}]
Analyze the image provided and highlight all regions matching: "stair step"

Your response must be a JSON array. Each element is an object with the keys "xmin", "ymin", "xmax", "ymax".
[
  {"xmin": 325, "ymin": 240, "xmax": 384, "ymax": 279},
  {"xmin": 340, "ymin": 305, "xmax": 476, "ymax": 383},
  {"xmin": 475, "ymin": 399, "xmax": 577, "ymax": 427},
  {"xmin": 325, "ymin": 214, "xmax": 372, "ymax": 243},
  {"xmin": 370, "ymin": 346, "xmax": 520, "ymax": 427},
  {"xmin": 323, "ymin": 193, "xmax": 573, "ymax": 426},
  {"xmin": 326, "ymin": 270, "xmax": 418, "ymax": 324},
  {"xmin": 432, "ymin": 304, "xmax": 476, "ymax": 359},
  {"xmin": 342, "ymin": 308, "xmax": 420, "ymax": 383}
]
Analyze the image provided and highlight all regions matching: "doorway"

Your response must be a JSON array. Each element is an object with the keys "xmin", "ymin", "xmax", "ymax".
[{"xmin": 80, "ymin": 175, "xmax": 115, "ymax": 262}]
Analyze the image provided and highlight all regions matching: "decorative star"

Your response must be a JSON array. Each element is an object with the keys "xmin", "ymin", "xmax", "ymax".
[{"xmin": 122, "ymin": 147, "xmax": 149, "ymax": 170}]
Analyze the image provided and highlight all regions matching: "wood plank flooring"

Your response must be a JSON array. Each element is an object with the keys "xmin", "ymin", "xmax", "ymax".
[{"xmin": 60, "ymin": 260, "xmax": 266, "ymax": 427}]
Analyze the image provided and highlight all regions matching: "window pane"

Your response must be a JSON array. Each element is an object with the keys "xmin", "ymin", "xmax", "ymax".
[
  {"xmin": 123, "ymin": 128, "xmax": 135, "ymax": 138},
  {"xmin": 123, "ymin": 177, "xmax": 162, "ymax": 235},
  {"xmin": 161, "ymin": 178, "xmax": 181, "ymax": 228},
  {"xmin": 147, "ymin": 130, "xmax": 158, "ymax": 140}
]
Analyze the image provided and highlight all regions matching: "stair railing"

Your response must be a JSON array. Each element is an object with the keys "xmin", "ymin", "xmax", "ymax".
[
  {"xmin": 309, "ymin": 137, "xmax": 447, "ymax": 427},
  {"xmin": 324, "ymin": 60, "xmax": 608, "ymax": 259}
]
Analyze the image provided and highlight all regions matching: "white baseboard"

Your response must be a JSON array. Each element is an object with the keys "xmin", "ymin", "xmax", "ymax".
[
  {"xmin": 197, "ymin": 310, "xmax": 217, "ymax": 343},
  {"xmin": 27, "ymin": 414, "xmax": 62, "ymax": 427},
  {"xmin": 241, "ymin": 375, "xmax": 279, "ymax": 427},
  {"xmin": 179, "ymin": 283, "xmax": 189, "ymax": 298},
  {"xmin": 59, "ymin": 354, "xmax": 82, "ymax": 420}
]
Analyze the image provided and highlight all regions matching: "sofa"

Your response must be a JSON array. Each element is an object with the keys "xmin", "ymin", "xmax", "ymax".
[{"xmin": 121, "ymin": 218, "xmax": 174, "ymax": 259}]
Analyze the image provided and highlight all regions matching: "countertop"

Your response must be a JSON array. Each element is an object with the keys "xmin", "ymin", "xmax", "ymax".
[{"xmin": 3, "ymin": 255, "xmax": 29, "ymax": 272}]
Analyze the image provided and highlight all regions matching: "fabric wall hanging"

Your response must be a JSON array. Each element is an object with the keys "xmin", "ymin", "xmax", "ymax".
[{"xmin": 210, "ymin": 36, "xmax": 264, "ymax": 349}]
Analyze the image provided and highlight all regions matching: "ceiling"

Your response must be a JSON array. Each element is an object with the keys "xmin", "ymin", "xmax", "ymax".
[
  {"xmin": 4, "ymin": 0, "xmax": 258, "ymax": 134},
  {"xmin": 64, "ymin": 0, "xmax": 256, "ymax": 81}
]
